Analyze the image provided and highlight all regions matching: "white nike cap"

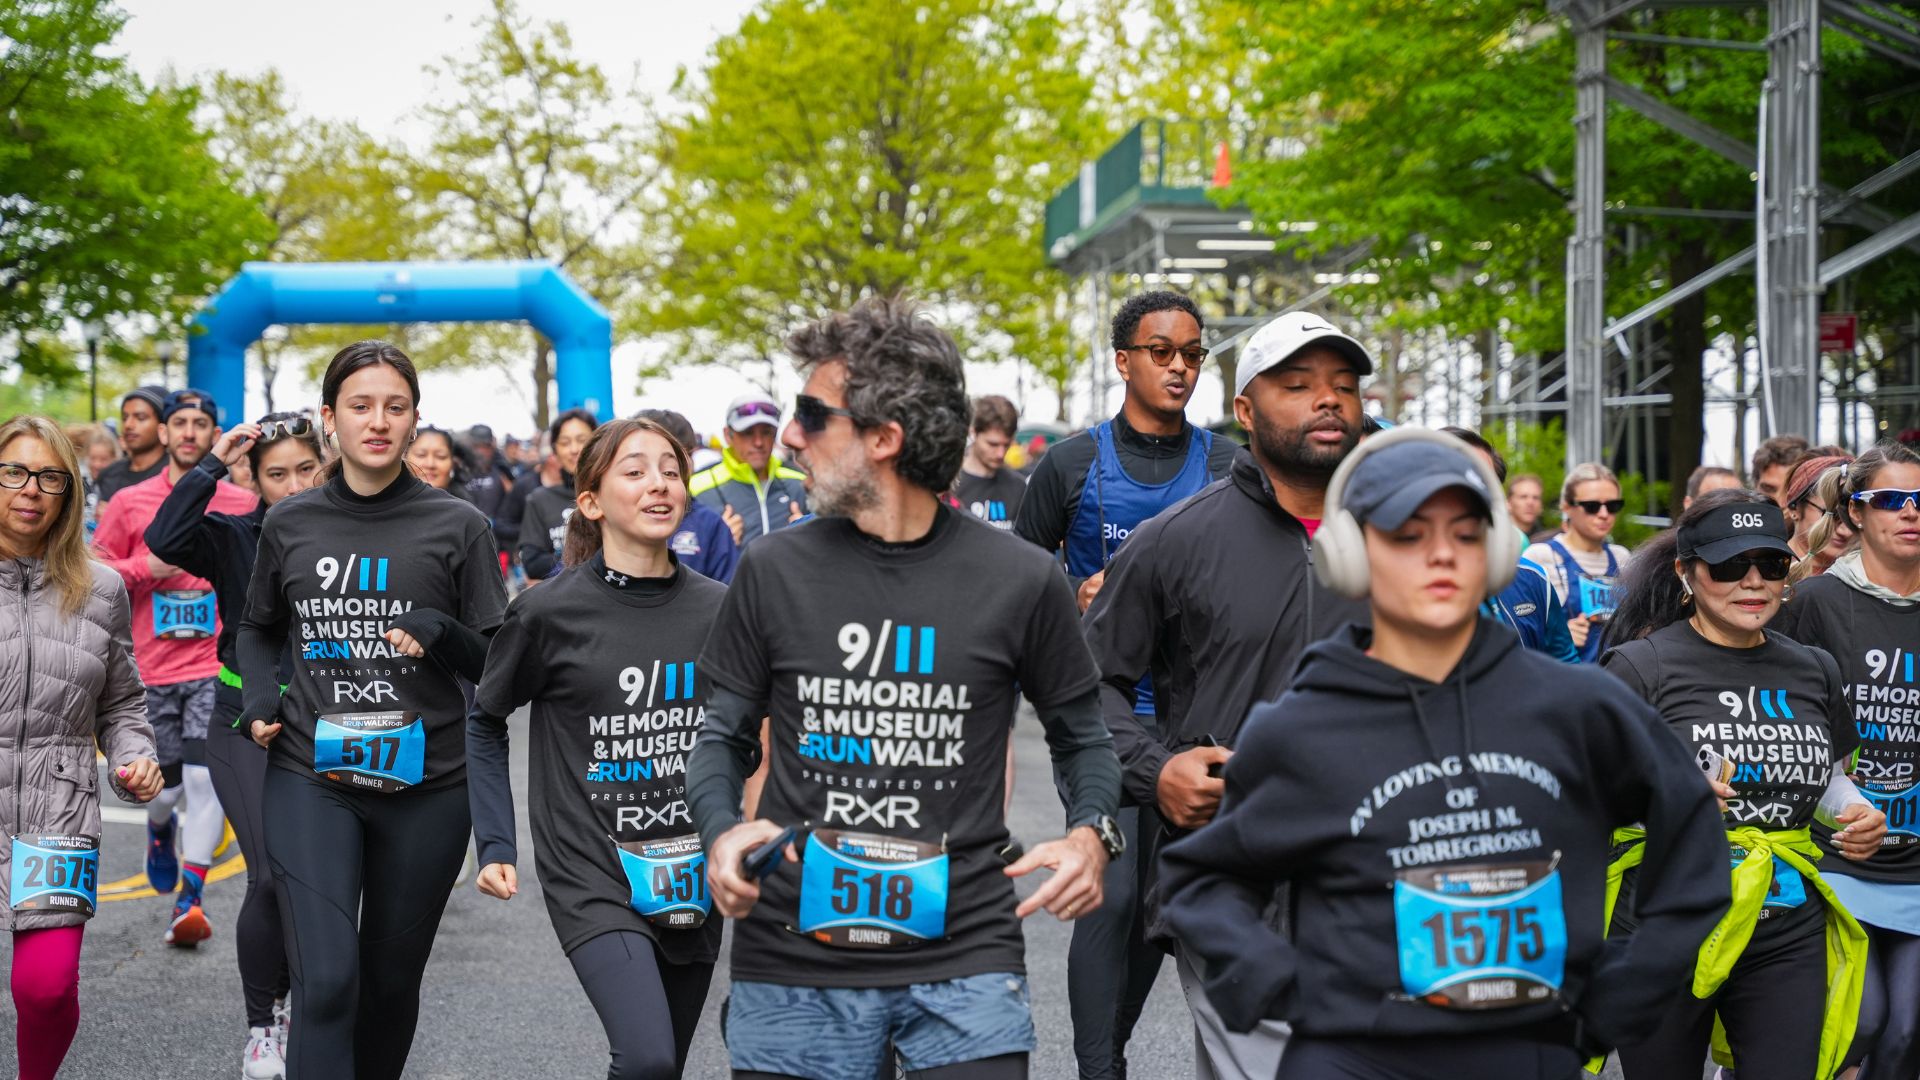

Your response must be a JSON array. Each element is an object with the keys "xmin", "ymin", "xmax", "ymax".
[{"xmin": 1234, "ymin": 311, "xmax": 1375, "ymax": 396}]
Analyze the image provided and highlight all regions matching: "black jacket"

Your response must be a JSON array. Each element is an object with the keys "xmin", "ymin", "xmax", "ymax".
[
  {"xmin": 143, "ymin": 457, "xmax": 264, "ymax": 673},
  {"xmin": 1157, "ymin": 621, "xmax": 1730, "ymax": 1049},
  {"xmin": 1082, "ymin": 449, "xmax": 1369, "ymax": 809}
]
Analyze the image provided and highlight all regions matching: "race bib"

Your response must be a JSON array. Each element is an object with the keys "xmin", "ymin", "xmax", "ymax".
[
  {"xmin": 1577, "ymin": 576, "xmax": 1617, "ymax": 619},
  {"xmin": 10, "ymin": 835, "xmax": 99, "ymax": 916},
  {"xmin": 615, "ymin": 834, "xmax": 710, "ymax": 929},
  {"xmin": 1393, "ymin": 859, "xmax": 1566, "ymax": 1009},
  {"xmin": 1861, "ymin": 781, "xmax": 1920, "ymax": 843},
  {"xmin": 152, "ymin": 589, "xmax": 216, "ymax": 640},
  {"xmin": 312, "ymin": 711, "xmax": 426, "ymax": 793},
  {"xmin": 796, "ymin": 829, "xmax": 948, "ymax": 949}
]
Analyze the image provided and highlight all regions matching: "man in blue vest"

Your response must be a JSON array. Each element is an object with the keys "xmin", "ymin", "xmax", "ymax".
[{"xmin": 1014, "ymin": 289, "xmax": 1238, "ymax": 1080}]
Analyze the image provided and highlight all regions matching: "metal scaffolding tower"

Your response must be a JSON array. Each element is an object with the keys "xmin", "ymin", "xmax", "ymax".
[{"xmin": 1554, "ymin": 0, "xmax": 1920, "ymax": 473}]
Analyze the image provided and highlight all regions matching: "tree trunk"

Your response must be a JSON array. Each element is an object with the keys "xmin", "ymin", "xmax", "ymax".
[
  {"xmin": 531, "ymin": 333, "xmax": 553, "ymax": 431},
  {"xmin": 257, "ymin": 338, "xmax": 279, "ymax": 414},
  {"xmin": 1665, "ymin": 237, "xmax": 1710, "ymax": 517}
]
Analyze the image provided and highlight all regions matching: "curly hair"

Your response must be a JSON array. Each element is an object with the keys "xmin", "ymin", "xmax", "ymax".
[
  {"xmin": 1109, "ymin": 290, "xmax": 1203, "ymax": 353},
  {"xmin": 784, "ymin": 296, "xmax": 969, "ymax": 495}
]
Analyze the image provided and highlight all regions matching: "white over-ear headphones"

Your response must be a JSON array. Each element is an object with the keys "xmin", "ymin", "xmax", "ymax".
[{"xmin": 1312, "ymin": 425, "xmax": 1522, "ymax": 599}]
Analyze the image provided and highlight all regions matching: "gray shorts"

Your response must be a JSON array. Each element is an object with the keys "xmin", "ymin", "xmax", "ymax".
[
  {"xmin": 725, "ymin": 971, "xmax": 1035, "ymax": 1079},
  {"xmin": 145, "ymin": 677, "xmax": 218, "ymax": 767}
]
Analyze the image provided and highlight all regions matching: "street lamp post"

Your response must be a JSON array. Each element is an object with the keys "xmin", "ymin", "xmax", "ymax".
[
  {"xmin": 155, "ymin": 339, "xmax": 175, "ymax": 387},
  {"xmin": 82, "ymin": 320, "xmax": 103, "ymax": 422}
]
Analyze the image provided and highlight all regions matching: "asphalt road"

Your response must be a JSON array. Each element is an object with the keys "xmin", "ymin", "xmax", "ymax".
[{"xmin": 5, "ymin": 706, "xmax": 1201, "ymax": 1079}]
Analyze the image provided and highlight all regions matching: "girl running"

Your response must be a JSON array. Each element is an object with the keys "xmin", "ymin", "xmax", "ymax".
[
  {"xmin": 469, "ymin": 417, "xmax": 724, "ymax": 1077},
  {"xmin": 1158, "ymin": 427, "xmax": 1731, "ymax": 1080},
  {"xmin": 237, "ymin": 341, "xmax": 508, "ymax": 1079}
]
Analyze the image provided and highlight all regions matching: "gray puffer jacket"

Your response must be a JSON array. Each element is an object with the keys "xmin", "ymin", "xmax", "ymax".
[{"xmin": 1, "ymin": 557, "xmax": 153, "ymax": 930}]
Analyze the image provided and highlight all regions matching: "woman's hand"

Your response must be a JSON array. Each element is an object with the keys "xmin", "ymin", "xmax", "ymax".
[
  {"xmin": 1709, "ymin": 779, "xmax": 1735, "ymax": 816},
  {"xmin": 477, "ymin": 862, "xmax": 518, "ymax": 900},
  {"xmin": 385, "ymin": 627, "xmax": 426, "ymax": 658},
  {"xmin": 1832, "ymin": 803, "xmax": 1888, "ymax": 861},
  {"xmin": 116, "ymin": 758, "xmax": 164, "ymax": 801},
  {"xmin": 250, "ymin": 719, "xmax": 283, "ymax": 750},
  {"xmin": 211, "ymin": 424, "xmax": 262, "ymax": 469}
]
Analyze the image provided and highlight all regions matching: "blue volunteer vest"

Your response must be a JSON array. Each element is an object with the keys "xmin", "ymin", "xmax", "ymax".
[
  {"xmin": 1547, "ymin": 538, "xmax": 1619, "ymax": 664},
  {"xmin": 1065, "ymin": 420, "xmax": 1215, "ymax": 715}
]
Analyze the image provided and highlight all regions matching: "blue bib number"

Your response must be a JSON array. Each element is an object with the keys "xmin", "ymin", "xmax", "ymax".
[
  {"xmin": 1393, "ymin": 861, "xmax": 1566, "ymax": 1009},
  {"xmin": 10, "ymin": 835, "xmax": 99, "ymax": 916},
  {"xmin": 797, "ymin": 830, "xmax": 948, "ymax": 948},
  {"xmin": 313, "ymin": 712, "xmax": 425, "ymax": 793},
  {"xmin": 152, "ymin": 589, "xmax": 216, "ymax": 640},
  {"xmin": 1863, "ymin": 782, "xmax": 1920, "ymax": 840},
  {"xmin": 616, "ymin": 835, "xmax": 710, "ymax": 929},
  {"xmin": 1577, "ymin": 576, "xmax": 1617, "ymax": 619}
]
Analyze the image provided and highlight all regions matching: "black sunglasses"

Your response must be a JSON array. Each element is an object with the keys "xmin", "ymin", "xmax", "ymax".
[
  {"xmin": 1573, "ymin": 499, "xmax": 1625, "ymax": 515},
  {"xmin": 1702, "ymin": 551, "xmax": 1793, "ymax": 583},
  {"xmin": 794, "ymin": 394, "xmax": 854, "ymax": 435}
]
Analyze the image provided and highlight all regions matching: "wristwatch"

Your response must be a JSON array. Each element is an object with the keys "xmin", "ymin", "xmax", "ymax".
[{"xmin": 1075, "ymin": 814, "xmax": 1127, "ymax": 860}]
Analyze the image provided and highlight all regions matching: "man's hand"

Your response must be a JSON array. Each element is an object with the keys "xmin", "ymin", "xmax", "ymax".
[
  {"xmin": 722, "ymin": 504, "xmax": 745, "ymax": 545},
  {"xmin": 1005, "ymin": 826, "xmax": 1107, "ymax": 920},
  {"xmin": 1567, "ymin": 614, "xmax": 1592, "ymax": 650},
  {"xmin": 146, "ymin": 552, "xmax": 180, "ymax": 580},
  {"xmin": 1832, "ymin": 803, "xmax": 1888, "ymax": 860},
  {"xmin": 211, "ymin": 423, "xmax": 261, "ymax": 469},
  {"xmin": 707, "ymin": 819, "xmax": 797, "ymax": 919},
  {"xmin": 1157, "ymin": 746, "xmax": 1232, "ymax": 829},
  {"xmin": 1076, "ymin": 570, "xmax": 1106, "ymax": 614},
  {"xmin": 477, "ymin": 862, "xmax": 519, "ymax": 900}
]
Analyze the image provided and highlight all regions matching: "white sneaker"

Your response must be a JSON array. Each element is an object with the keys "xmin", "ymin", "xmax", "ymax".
[
  {"xmin": 243, "ymin": 1027, "xmax": 286, "ymax": 1079},
  {"xmin": 271, "ymin": 1000, "xmax": 290, "ymax": 1057}
]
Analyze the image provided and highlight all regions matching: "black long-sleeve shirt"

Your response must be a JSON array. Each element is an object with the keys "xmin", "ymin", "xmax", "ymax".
[{"xmin": 142, "ymin": 456, "xmax": 264, "ymax": 673}]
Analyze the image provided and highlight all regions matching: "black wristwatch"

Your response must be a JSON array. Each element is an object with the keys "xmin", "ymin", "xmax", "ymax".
[{"xmin": 1074, "ymin": 815, "xmax": 1127, "ymax": 860}]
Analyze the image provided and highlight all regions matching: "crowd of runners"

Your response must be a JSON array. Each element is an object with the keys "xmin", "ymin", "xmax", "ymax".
[{"xmin": 3, "ymin": 290, "xmax": 1920, "ymax": 1080}]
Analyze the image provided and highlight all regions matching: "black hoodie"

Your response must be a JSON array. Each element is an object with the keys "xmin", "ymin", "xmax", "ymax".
[{"xmin": 1157, "ymin": 620, "xmax": 1729, "ymax": 1049}]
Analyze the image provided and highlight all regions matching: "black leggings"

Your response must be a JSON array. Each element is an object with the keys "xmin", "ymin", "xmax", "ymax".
[
  {"xmin": 206, "ymin": 684, "xmax": 288, "ymax": 1028},
  {"xmin": 737, "ymin": 1054, "xmax": 1028, "ymax": 1080},
  {"xmin": 263, "ymin": 765, "xmax": 470, "ymax": 1080},
  {"xmin": 1066, "ymin": 805, "xmax": 1162, "ymax": 1080},
  {"xmin": 1615, "ymin": 919, "xmax": 1826, "ymax": 1080},
  {"xmin": 1278, "ymin": 1034, "xmax": 1581, "ymax": 1080},
  {"xmin": 1846, "ymin": 922, "xmax": 1920, "ymax": 1079},
  {"xmin": 568, "ymin": 929, "xmax": 713, "ymax": 1079}
]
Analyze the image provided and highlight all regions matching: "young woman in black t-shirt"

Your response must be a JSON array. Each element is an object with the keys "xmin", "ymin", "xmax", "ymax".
[
  {"xmin": 1605, "ymin": 488, "xmax": 1885, "ymax": 1080},
  {"xmin": 1773, "ymin": 440, "xmax": 1920, "ymax": 1079},
  {"xmin": 469, "ymin": 418, "xmax": 728, "ymax": 1078},
  {"xmin": 237, "ymin": 341, "xmax": 508, "ymax": 1080}
]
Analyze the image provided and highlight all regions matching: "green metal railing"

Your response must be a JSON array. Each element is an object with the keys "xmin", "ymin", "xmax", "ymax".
[{"xmin": 1043, "ymin": 119, "xmax": 1252, "ymax": 255}]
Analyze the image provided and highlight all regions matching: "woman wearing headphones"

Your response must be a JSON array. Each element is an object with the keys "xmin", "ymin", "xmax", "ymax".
[{"xmin": 1158, "ymin": 427, "xmax": 1730, "ymax": 1079}]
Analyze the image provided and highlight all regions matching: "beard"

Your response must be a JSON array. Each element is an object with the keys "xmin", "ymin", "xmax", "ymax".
[
  {"xmin": 1251, "ymin": 408, "xmax": 1359, "ymax": 479},
  {"xmin": 168, "ymin": 442, "xmax": 208, "ymax": 472},
  {"xmin": 810, "ymin": 452, "xmax": 879, "ymax": 518}
]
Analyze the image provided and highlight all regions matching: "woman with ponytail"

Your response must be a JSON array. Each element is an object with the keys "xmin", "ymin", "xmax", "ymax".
[
  {"xmin": 467, "ymin": 418, "xmax": 725, "ymax": 1078},
  {"xmin": 1774, "ymin": 441, "xmax": 1920, "ymax": 1079},
  {"xmin": 1605, "ymin": 488, "xmax": 1885, "ymax": 1080}
]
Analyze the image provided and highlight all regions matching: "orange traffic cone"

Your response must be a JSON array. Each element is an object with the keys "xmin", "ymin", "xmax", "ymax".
[{"xmin": 1211, "ymin": 141, "xmax": 1232, "ymax": 187}]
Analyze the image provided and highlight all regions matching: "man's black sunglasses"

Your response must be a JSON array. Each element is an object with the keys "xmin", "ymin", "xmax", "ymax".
[
  {"xmin": 794, "ymin": 395, "xmax": 854, "ymax": 435},
  {"xmin": 1702, "ymin": 552, "xmax": 1793, "ymax": 583}
]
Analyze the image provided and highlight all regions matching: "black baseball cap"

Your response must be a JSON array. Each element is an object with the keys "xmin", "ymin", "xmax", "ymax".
[
  {"xmin": 467, "ymin": 424, "xmax": 496, "ymax": 445},
  {"xmin": 1677, "ymin": 501, "xmax": 1794, "ymax": 565},
  {"xmin": 161, "ymin": 388, "xmax": 219, "ymax": 423},
  {"xmin": 1345, "ymin": 440, "xmax": 1494, "ymax": 530}
]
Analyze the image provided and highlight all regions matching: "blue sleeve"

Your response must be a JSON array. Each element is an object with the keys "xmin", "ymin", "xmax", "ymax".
[
  {"xmin": 1539, "ymin": 574, "xmax": 1579, "ymax": 663},
  {"xmin": 698, "ymin": 508, "xmax": 739, "ymax": 584}
]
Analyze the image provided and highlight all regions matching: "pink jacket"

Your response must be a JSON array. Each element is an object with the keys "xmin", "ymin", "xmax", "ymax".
[{"xmin": 92, "ymin": 469, "xmax": 257, "ymax": 687}]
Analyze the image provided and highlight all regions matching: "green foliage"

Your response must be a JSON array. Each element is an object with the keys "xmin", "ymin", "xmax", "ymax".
[
  {"xmin": 642, "ymin": 0, "xmax": 1097, "ymax": 389},
  {"xmin": 0, "ymin": 0, "xmax": 272, "ymax": 373},
  {"xmin": 1490, "ymin": 420, "xmax": 1669, "ymax": 549}
]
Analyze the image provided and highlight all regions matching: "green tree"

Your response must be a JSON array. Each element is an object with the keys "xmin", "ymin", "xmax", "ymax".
[
  {"xmin": 199, "ymin": 70, "xmax": 436, "ymax": 410},
  {"xmin": 0, "ymin": 0, "xmax": 271, "ymax": 375},
  {"xmin": 642, "ymin": 0, "xmax": 1097, "ymax": 410},
  {"xmin": 412, "ymin": 0, "xmax": 651, "ymax": 428}
]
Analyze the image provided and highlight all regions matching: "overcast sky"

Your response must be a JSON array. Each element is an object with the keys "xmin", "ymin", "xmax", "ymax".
[{"xmin": 106, "ymin": 0, "xmax": 1141, "ymax": 440}]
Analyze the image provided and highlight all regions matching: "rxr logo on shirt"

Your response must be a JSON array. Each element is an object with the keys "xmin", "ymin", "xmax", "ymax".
[{"xmin": 824, "ymin": 792, "xmax": 922, "ymax": 829}]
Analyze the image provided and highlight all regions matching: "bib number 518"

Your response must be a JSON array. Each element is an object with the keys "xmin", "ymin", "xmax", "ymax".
[{"xmin": 829, "ymin": 867, "xmax": 913, "ymax": 921}]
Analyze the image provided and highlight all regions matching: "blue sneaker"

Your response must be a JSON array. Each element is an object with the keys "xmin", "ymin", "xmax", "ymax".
[{"xmin": 146, "ymin": 813, "xmax": 178, "ymax": 894}]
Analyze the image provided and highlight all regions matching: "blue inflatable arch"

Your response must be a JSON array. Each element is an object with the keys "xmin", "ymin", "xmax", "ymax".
[{"xmin": 187, "ymin": 260, "xmax": 616, "ymax": 426}]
